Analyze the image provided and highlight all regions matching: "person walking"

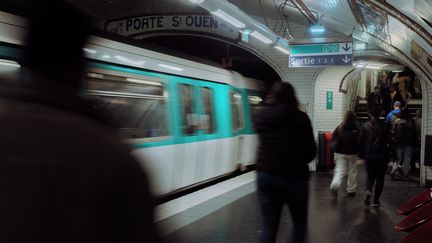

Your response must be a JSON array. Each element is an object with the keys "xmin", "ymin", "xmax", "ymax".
[
  {"xmin": 358, "ymin": 111, "xmax": 392, "ymax": 208},
  {"xmin": 254, "ymin": 81, "xmax": 317, "ymax": 243},
  {"xmin": 329, "ymin": 111, "xmax": 360, "ymax": 198},
  {"xmin": 0, "ymin": 1, "xmax": 161, "ymax": 242}
]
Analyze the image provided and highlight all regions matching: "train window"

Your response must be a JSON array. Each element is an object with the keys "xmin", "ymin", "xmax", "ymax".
[
  {"xmin": 248, "ymin": 95, "xmax": 264, "ymax": 124},
  {"xmin": 179, "ymin": 84, "xmax": 196, "ymax": 136},
  {"xmin": 230, "ymin": 91, "xmax": 245, "ymax": 131},
  {"xmin": 93, "ymin": 96, "xmax": 169, "ymax": 139},
  {"xmin": 200, "ymin": 87, "xmax": 215, "ymax": 134},
  {"xmin": 0, "ymin": 59, "xmax": 21, "ymax": 82},
  {"xmin": 85, "ymin": 72, "xmax": 169, "ymax": 140}
]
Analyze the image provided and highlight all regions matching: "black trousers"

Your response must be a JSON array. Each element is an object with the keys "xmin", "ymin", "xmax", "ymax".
[
  {"xmin": 365, "ymin": 157, "xmax": 388, "ymax": 203},
  {"xmin": 257, "ymin": 171, "xmax": 309, "ymax": 243}
]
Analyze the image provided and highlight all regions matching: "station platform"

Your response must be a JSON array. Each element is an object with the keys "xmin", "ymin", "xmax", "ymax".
[{"xmin": 156, "ymin": 165, "xmax": 424, "ymax": 243}]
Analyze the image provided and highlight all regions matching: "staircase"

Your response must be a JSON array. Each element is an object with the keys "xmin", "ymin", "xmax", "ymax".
[
  {"xmin": 354, "ymin": 99, "xmax": 422, "ymax": 123},
  {"xmin": 354, "ymin": 99, "xmax": 368, "ymax": 123}
]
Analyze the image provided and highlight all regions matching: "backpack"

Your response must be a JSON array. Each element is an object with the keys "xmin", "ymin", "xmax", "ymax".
[{"xmin": 393, "ymin": 117, "xmax": 413, "ymax": 144}]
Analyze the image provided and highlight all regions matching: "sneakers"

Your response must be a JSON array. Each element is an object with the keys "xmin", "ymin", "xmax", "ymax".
[{"xmin": 364, "ymin": 191, "xmax": 371, "ymax": 206}]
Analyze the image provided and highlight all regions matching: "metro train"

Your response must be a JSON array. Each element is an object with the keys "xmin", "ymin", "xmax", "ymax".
[{"xmin": 0, "ymin": 11, "xmax": 264, "ymax": 197}]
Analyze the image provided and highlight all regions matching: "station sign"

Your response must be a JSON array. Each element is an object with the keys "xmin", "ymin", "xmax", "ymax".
[
  {"xmin": 289, "ymin": 42, "xmax": 353, "ymax": 67},
  {"xmin": 104, "ymin": 14, "xmax": 239, "ymax": 40}
]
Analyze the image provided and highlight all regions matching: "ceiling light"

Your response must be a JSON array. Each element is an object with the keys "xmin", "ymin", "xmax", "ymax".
[
  {"xmin": 366, "ymin": 64, "xmax": 380, "ymax": 70},
  {"xmin": 158, "ymin": 64, "xmax": 184, "ymax": 71},
  {"xmin": 309, "ymin": 24, "xmax": 325, "ymax": 33},
  {"xmin": 101, "ymin": 55, "xmax": 111, "ymax": 59},
  {"xmin": 250, "ymin": 31, "xmax": 274, "ymax": 44},
  {"xmin": 211, "ymin": 9, "xmax": 246, "ymax": 29},
  {"xmin": 187, "ymin": 0, "xmax": 205, "ymax": 4},
  {"xmin": 274, "ymin": 45, "xmax": 290, "ymax": 55}
]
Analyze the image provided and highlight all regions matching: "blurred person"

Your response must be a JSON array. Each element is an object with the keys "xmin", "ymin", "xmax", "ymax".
[
  {"xmin": 0, "ymin": 1, "xmax": 161, "ymax": 243},
  {"xmin": 385, "ymin": 101, "xmax": 402, "ymax": 123},
  {"xmin": 380, "ymin": 79, "xmax": 392, "ymax": 115},
  {"xmin": 254, "ymin": 81, "xmax": 316, "ymax": 243},
  {"xmin": 390, "ymin": 109, "xmax": 415, "ymax": 180},
  {"xmin": 329, "ymin": 111, "xmax": 360, "ymax": 198},
  {"xmin": 389, "ymin": 83, "xmax": 405, "ymax": 108},
  {"xmin": 358, "ymin": 110, "xmax": 392, "ymax": 208},
  {"xmin": 367, "ymin": 85, "xmax": 382, "ymax": 118}
]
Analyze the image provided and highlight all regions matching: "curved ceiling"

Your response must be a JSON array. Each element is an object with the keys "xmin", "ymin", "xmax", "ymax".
[{"xmin": 2, "ymin": 0, "xmax": 432, "ymax": 83}]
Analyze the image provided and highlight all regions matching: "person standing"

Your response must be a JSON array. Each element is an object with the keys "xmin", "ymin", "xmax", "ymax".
[
  {"xmin": 358, "ymin": 111, "xmax": 392, "ymax": 208},
  {"xmin": 254, "ymin": 81, "xmax": 316, "ymax": 243},
  {"xmin": 367, "ymin": 86, "xmax": 383, "ymax": 117},
  {"xmin": 329, "ymin": 111, "xmax": 360, "ymax": 198},
  {"xmin": 385, "ymin": 101, "xmax": 402, "ymax": 123},
  {"xmin": 0, "ymin": 1, "xmax": 161, "ymax": 242},
  {"xmin": 391, "ymin": 109, "xmax": 415, "ymax": 179}
]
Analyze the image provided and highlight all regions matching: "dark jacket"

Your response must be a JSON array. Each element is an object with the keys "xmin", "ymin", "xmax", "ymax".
[
  {"xmin": 358, "ymin": 118, "xmax": 391, "ymax": 161},
  {"xmin": 331, "ymin": 123, "xmax": 359, "ymax": 155},
  {"xmin": 0, "ymin": 86, "xmax": 161, "ymax": 243},
  {"xmin": 367, "ymin": 92, "xmax": 382, "ymax": 115},
  {"xmin": 255, "ymin": 105, "xmax": 317, "ymax": 178}
]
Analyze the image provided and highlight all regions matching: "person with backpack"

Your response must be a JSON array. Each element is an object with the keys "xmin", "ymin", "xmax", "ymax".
[
  {"xmin": 390, "ymin": 109, "xmax": 415, "ymax": 180},
  {"xmin": 358, "ymin": 111, "xmax": 392, "ymax": 208},
  {"xmin": 329, "ymin": 111, "xmax": 360, "ymax": 198}
]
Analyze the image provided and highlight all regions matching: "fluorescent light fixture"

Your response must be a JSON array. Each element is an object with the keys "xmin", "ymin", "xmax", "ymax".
[
  {"xmin": 126, "ymin": 77, "xmax": 162, "ymax": 86},
  {"xmin": 250, "ymin": 31, "xmax": 274, "ymax": 44},
  {"xmin": 366, "ymin": 64, "xmax": 380, "ymax": 70},
  {"xmin": 115, "ymin": 55, "xmax": 145, "ymax": 66},
  {"xmin": 274, "ymin": 45, "xmax": 290, "ymax": 55},
  {"xmin": 0, "ymin": 59, "xmax": 20, "ymax": 68},
  {"xmin": 83, "ymin": 48, "xmax": 97, "ymax": 54},
  {"xmin": 309, "ymin": 24, "xmax": 325, "ymax": 33},
  {"xmin": 392, "ymin": 70, "xmax": 402, "ymax": 73},
  {"xmin": 101, "ymin": 55, "xmax": 111, "ymax": 59},
  {"xmin": 158, "ymin": 64, "xmax": 184, "ymax": 71},
  {"xmin": 211, "ymin": 9, "xmax": 246, "ymax": 29},
  {"xmin": 188, "ymin": 0, "xmax": 205, "ymax": 4}
]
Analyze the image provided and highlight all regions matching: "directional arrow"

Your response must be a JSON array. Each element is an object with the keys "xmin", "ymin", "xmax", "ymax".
[
  {"xmin": 342, "ymin": 55, "xmax": 351, "ymax": 63},
  {"xmin": 342, "ymin": 43, "xmax": 351, "ymax": 52}
]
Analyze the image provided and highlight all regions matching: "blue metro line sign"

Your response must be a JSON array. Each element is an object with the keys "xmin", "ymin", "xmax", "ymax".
[{"xmin": 289, "ymin": 42, "xmax": 353, "ymax": 67}]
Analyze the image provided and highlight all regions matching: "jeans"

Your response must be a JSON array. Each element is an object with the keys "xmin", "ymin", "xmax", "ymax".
[
  {"xmin": 394, "ymin": 145, "xmax": 413, "ymax": 177},
  {"xmin": 257, "ymin": 171, "xmax": 309, "ymax": 243},
  {"xmin": 330, "ymin": 153, "xmax": 358, "ymax": 193}
]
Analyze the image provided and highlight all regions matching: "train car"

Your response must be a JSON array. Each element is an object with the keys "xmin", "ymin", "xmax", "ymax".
[{"xmin": 0, "ymin": 11, "xmax": 264, "ymax": 198}]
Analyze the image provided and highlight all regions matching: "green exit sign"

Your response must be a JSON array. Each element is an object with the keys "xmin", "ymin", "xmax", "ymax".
[{"xmin": 326, "ymin": 91, "xmax": 333, "ymax": 110}]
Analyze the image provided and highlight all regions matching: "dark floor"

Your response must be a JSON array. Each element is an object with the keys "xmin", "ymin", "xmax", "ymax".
[{"xmin": 162, "ymin": 165, "xmax": 424, "ymax": 243}]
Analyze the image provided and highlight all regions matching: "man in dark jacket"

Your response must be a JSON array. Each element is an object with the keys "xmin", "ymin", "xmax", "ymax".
[
  {"xmin": 255, "ymin": 82, "xmax": 316, "ymax": 243},
  {"xmin": 367, "ymin": 86, "xmax": 383, "ymax": 117},
  {"xmin": 0, "ymin": 1, "xmax": 161, "ymax": 242}
]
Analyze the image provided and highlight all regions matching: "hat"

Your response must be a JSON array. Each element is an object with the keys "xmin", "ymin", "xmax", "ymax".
[{"xmin": 394, "ymin": 101, "xmax": 401, "ymax": 107}]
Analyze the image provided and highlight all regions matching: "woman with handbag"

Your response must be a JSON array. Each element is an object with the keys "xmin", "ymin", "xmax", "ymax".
[{"xmin": 329, "ymin": 111, "xmax": 360, "ymax": 198}]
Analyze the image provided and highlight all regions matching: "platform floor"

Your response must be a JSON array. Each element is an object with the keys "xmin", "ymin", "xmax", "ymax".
[{"xmin": 157, "ymin": 165, "xmax": 424, "ymax": 243}]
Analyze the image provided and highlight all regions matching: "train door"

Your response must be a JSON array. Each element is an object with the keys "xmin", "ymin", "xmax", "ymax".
[
  {"xmin": 230, "ymin": 89, "xmax": 247, "ymax": 168},
  {"xmin": 194, "ymin": 85, "xmax": 218, "ymax": 181},
  {"xmin": 175, "ymin": 82, "xmax": 200, "ymax": 187}
]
